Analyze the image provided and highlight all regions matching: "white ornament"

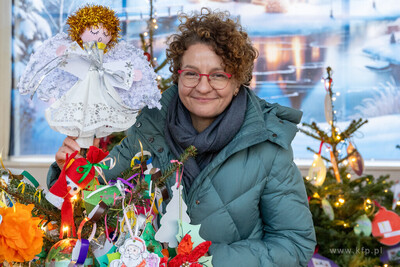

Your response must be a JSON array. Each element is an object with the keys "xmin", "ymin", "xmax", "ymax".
[{"xmin": 155, "ymin": 182, "xmax": 190, "ymax": 247}]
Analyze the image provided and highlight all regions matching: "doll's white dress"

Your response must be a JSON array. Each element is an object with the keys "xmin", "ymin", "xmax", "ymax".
[{"xmin": 18, "ymin": 33, "xmax": 161, "ymax": 147}]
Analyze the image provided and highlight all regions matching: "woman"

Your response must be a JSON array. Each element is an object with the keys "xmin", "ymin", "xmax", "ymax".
[{"xmin": 49, "ymin": 8, "xmax": 316, "ymax": 266}]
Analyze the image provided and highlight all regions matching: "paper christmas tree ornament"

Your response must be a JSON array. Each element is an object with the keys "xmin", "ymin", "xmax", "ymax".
[{"xmin": 155, "ymin": 182, "xmax": 190, "ymax": 248}]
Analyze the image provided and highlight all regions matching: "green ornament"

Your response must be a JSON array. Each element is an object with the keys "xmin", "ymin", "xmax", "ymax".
[
  {"xmin": 82, "ymin": 185, "xmax": 121, "ymax": 213},
  {"xmin": 354, "ymin": 214, "xmax": 372, "ymax": 236},
  {"xmin": 142, "ymin": 220, "xmax": 163, "ymax": 257}
]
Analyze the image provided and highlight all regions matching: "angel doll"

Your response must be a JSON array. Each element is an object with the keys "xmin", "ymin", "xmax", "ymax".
[{"xmin": 18, "ymin": 5, "xmax": 161, "ymax": 148}]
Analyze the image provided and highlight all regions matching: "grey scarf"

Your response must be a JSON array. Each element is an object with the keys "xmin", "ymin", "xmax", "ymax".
[{"xmin": 165, "ymin": 87, "xmax": 247, "ymax": 191}]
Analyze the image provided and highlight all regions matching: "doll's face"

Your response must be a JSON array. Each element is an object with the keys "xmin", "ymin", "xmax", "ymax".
[{"xmin": 80, "ymin": 24, "xmax": 112, "ymax": 45}]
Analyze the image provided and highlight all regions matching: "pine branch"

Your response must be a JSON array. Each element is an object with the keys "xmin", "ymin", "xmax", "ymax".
[
  {"xmin": 155, "ymin": 145, "xmax": 197, "ymax": 187},
  {"xmin": 154, "ymin": 58, "xmax": 168, "ymax": 73}
]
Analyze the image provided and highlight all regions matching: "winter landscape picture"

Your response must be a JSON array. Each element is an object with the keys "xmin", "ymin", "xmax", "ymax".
[{"xmin": 11, "ymin": 0, "xmax": 400, "ymax": 161}]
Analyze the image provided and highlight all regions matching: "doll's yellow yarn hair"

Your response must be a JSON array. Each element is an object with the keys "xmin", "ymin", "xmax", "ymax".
[{"xmin": 67, "ymin": 4, "xmax": 121, "ymax": 52}]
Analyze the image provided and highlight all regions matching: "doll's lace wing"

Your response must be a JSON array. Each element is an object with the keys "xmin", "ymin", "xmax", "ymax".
[
  {"xmin": 17, "ymin": 32, "xmax": 78, "ymax": 101},
  {"xmin": 104, "ymin": 41, "xmax": 162, "ymax": 110}
]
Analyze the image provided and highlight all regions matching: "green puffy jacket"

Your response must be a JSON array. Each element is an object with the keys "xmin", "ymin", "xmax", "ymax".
[{"xmin": 48, "ymin": 85, "xmax": 316, "ymax": 266}]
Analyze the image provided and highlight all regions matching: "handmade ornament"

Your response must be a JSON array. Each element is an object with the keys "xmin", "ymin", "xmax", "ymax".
[
  {"xmin": 168, "ymin": 233, "xmax": 212, "ymax": 267},
  {"xmin": 90, "ymin": 233, "xmax": 117, "ymax": 266},
  {"xmin": 18, "ymin": 4, "xmax": 161, "ymax": 148},
  {"xmin": 308, "ymin": 253, "xmax": 339, "ymax": 267},
  {"xmin": 142, "ymin": 216, "xmax": 163, "ymax": 257},
  {"xmin": 380, "ymin": 243, "xmax": 400, "ymax": 264},
  {"xmin": 372, "ymin": 205, "xmax": 400, "ymax": 246},
  {"xmin": 321, "ymin": 198, "xmax": 334, "ymax": 221},
  {"xmin": 83, "ymin": 184, "xmax": 121, "ymax": 213},
  {"xmin": 0, "ymin": 203, "xmax": 43, "ymax": 263},
  {"xmin": 308, "ymin": 154, "xmax": 326, "ymax": 186},
  {"xmin": 155, "ymin": 182, "xmax": 191, "ymax": 248},
  {"xmin": 45, "ymin": 239, "xmax": 93, "ymax": 266},
  {"xmin": 45, "ymin": 146, "xmax": 109, "ymax": 239},
  {"xmin": 174, "ymin": 220, "xmax": 213, "ymax": 267},
  {"xmin": 347, "ymin": 142, "xmax": 364, "ymax": 176},
  {"xmin": 354, "ymin": 214, "xmax": 372, "ymax": 236},
  {"xmin": 109, "ymin": 237, "xmax": 160, "ymax": 267},
  {"xmin": 391, "ymin": 182, "xmax": 400, "ymax": 210}
]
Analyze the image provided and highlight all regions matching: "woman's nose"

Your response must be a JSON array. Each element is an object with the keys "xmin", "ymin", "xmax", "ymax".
[{"xmin": 196, "ymin": 75, "xmax": 213, "ymax": 93}]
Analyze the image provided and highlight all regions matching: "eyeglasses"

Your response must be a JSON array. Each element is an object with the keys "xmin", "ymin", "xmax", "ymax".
[{"xmin": 178, "ymin": 69, "xmax": 232, "ymax": 90}]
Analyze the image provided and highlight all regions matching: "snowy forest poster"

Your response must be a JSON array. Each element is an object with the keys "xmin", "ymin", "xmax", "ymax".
[{"xmin": 11, "ymin": 0, "xmax": 400, "ymax": 161}]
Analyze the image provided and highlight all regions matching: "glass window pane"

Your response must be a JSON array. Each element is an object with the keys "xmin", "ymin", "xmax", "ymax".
[{"xmin": 11, "ymin": 0, "xmax": 400, "ymax": 161}]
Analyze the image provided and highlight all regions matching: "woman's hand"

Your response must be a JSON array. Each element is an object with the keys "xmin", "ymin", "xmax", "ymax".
[{"xmin": 55, "ymin": 136, "xmax": 100, "ymax": 169}]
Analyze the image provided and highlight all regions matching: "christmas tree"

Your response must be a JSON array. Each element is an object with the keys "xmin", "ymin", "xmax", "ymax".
[
  {"xmin": 0, "ymin": 145, "xmax": 196, "ymax": 266},
  {"xmin": 300, "ymin": 67, "xmax": 400, "ymax": 267},
  {"xmin": 139, "ymin": 0, "xmax": 172, "ymax": 92}
]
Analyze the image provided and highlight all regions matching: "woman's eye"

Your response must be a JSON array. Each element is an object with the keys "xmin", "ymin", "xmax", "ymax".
[
  {"xmin": 184, "ymin": 71, "xmax": 197, "ymax": 77},
  {"xmin": 90, "ymin": 29, "xmax": 99, "ymax": 35},
  {"xmin": 211, "ymin": 73, "xmax": 228, "ymax": 79},
  {"xmin": 103, "ymin": 31, "xmax": 110, "ymax": 37}
]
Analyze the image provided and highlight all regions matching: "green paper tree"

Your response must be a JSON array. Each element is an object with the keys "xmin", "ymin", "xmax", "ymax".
[{"xmin": 300, "ymin": 67, "xmax": 400, "ymax": 267}]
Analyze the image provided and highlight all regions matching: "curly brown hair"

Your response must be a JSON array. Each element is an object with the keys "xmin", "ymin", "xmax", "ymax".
[
  {"xmin": 66, "ymin": 4, "xmax": 120, "ymax": 51},
  {"xmin": 166, "ymin": 8, "xmax": 258, "ymax": 86}
]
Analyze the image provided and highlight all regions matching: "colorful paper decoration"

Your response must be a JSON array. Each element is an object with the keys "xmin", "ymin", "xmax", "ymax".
[
  {"xmin": 308, "ymin": 253, "xmax": 339, "ymax": 267},
  {"xmin": 175, "ymin": 220, "xmax": 213, "ymax": 267},
  {"xmin": 347, "ymin": 142, "xmax": 364, "ymax": 176},
  {"xmin": 324, "ymin": 92, "xmax": 333, "ymax": 124},
  {"xmin": 0, "ymin": 203, "xmax": 43, "ymax": 263},
  {"xmin": 380, "ymin": 243, "xmax": 400, "ymax": 264},
  {"xmin": 142, "ymin": 217, "xmax": 163, "ymax": 257},
  {"xmin": 109, "ymin": 236, "xmax": 160, "ymax": 267},
  {"xmin": 354, "ymin": 214, "xmax": 372, "ymax": 236},
  {"xmin": 308, "ymin": 154, "xmax": 327, "ymax": 186},
  {"xmin": 155, "ymin": 182, "xmax": 190, "ymax": 248},
  {"xmin": 82, "ymin": 185, "xmax": 121, "ymax": 214},
  {"xmin": 321, "ymin": 198, "xmax": 334, "ymax": 221},
  {"xmin": 372, "ymin": 206, "xmax": 400, "ymax": 246},
  {"xmin": 168, "ymin": 233, "xmax": 212, "ymax": 267}
]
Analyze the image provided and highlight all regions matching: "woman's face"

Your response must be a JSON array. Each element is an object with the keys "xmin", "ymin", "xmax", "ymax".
[
  {"xmin": 178, "ymin": 43, "xmax": 239, "ymax": 132},
  {"xmin": 80, "ymin": 24, "xmax": 111, "ymax": 44}
]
